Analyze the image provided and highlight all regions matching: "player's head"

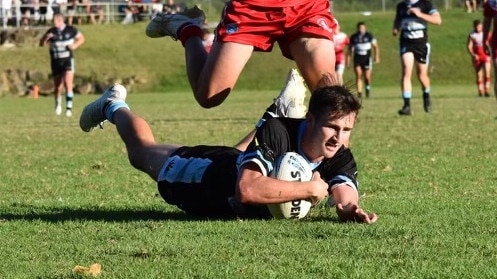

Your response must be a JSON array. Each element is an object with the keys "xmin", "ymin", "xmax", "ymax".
[
  {"xmin": 307, "ymin": 85, "xmax": 361, "ymax": 123},
  {"xmin": 473, "ymin": 19, "xmax": 482, "ymax": 31},
  {"xmin": 357, "ymin": 22, "xmax": 366, "ymax": 33},
  {"xmin": 53, "ymin": 13, "xmax": 65, "ymax": 28}
]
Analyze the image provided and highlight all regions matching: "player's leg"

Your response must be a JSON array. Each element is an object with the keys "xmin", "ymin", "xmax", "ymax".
[
  {"xmin": 484, "ymin": 60, "xmax": 492, "ymax": 96},
  {"xmin": 364, "ymin": 67, "xmax": 372, "ymax": 98},
  {"xmin": 79, "ymin": 84, "xmax": 180, "ymax": 180},
  {"xmin": 289, "ymin": 37, "xmax": 336, "ymax": 92},
  {"xmin": 53, "ymin": 74, "xmax": 64, "ymax": 115},
  {"xmin": 416, "ymin": 62, "xmax": 431, "ymax": 113},
  {"xmin": 188, "ymin": 41, "xmax": 254, "ymax": 108},
  {"xmin": 63, "ymin": 69, "xmax": 75, "ymax": 116},
  {"xmin": 234, "ymin": 69, "xmax": 307, "ymax": 151},
  {"xmin": 399, "ymin": 52, "xmax": 415, "ymax": 115},
  {"xmin": 335, "ymin": 62, "xmax": 345, "ymax": 85},
  {"xmin": 354, "ymin": 65, "xmax": 363, "ymax": 98},
  {"xmin": 475, "ymin": 63, "xmax": 484, "ymax": 96},
  {"xmin": 146, "ymin": 6, "xmax": 255, "ymax": 108}
]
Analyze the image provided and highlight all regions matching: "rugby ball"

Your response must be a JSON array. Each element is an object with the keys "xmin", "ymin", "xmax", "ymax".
[{"xmin": 267, "ymin": 152, "xmax": 313, "ymax": 219}]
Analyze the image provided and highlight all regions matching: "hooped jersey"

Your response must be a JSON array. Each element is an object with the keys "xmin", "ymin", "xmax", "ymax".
[
  {"xmin": 237, "ymin": 118, "xmax": 359, "ymax": 193},
  {"xmin": 394, "ymin": 0, "xmax": 438, "ymax": 44},
  {"xmin": 349, "ymin": 32, "xmax": 376, "ymax": 57},
  {"xmin": 43, "ymin": 25, "xmax": 81, "ymax": 61}
]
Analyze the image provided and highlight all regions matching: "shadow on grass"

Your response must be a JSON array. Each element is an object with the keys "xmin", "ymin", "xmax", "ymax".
[{"xmin": 0, "ymin": 205, "xmax": 238, "ymax": 223}]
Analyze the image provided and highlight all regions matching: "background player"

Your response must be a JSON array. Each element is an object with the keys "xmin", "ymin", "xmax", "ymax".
[
  {"xmin": 333, "ymin": 23, "xmax": 350, "ymax": 85},
  {"xmin": 467, "ymin": 19, "xmax": 491, "ymax": 97},
  {"xmin": 393, "ymin": 0, "xmax": 442, "ymax": 115},
  {"xmin": 39, "ymin": 13, "xmax": 85, "ymax": 117},
  {"xmin": 348, "ymin": 22, "xmax": 380, "ymax": 98}
]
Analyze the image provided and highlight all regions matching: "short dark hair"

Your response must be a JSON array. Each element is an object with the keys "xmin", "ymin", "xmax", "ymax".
[
  {"xmin": 473, "ymin": 19, "xmax": 481, "ymax": 28},
  {"xmin": 308, "ymin": 86, "xmax": 361, "ymax": 121},
  {"xmin": 357, "ymin": 21, "xmax": 365, "ymax": 28}
]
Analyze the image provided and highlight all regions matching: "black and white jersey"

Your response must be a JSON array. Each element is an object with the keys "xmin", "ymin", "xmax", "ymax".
[
  {"xmin": 43, "ymin": 25, "xmax": 81, "ymax": 60},
  {"xmin": 238, "ymin": 118, "xmax": 358, "ymax": 192},
  {"xmin": 394, "ymin": 0, "xmax": 438, "ymax": 44},
  {"xmin": 349, "ymin": 31, "xmax": 376, "ymax": 57}
]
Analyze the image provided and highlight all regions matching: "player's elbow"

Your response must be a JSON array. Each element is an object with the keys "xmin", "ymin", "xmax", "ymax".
[{"xmin": 236, "ymin": 181, "xmax": 257, "ymax": 204}]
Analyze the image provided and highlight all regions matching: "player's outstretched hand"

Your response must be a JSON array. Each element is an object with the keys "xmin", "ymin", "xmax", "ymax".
[{"xmin": 336, "ymin": 203, "xmax": 378, "ymax": 224}]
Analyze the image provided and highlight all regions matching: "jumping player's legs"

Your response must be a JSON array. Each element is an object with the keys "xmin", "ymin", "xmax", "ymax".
[
  {"xmin": 185, "ymin": 40, "xmax": 254, "ymax": 108},
  {"xmin": 289, "ymin": 37, "xmax": 336, "ymax": 91}
]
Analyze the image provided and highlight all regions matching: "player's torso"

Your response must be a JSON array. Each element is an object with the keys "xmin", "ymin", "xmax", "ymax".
[
  {"xmin": 397, "ymin": 0, "xmax": 434, "ymax": 42},
  {"xmin": 333, "ymin": 32, "xmax": 349, "ymax": 53},
  {"xmin": 48, "ymin": 26, "xmax": 78, "ymax": 59},
  {"xmin": 350, "ymin": 32, "xmax": 374, "ymax": 56}
]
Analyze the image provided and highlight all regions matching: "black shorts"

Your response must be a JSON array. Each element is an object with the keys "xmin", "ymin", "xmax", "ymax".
[
  {"xmin": 51, "ymin": 58, "xmax": 74, "ymax": 76},
  {"xmin": 400, "ymin": 42, "xmax": 431, "ymax": 64},
  {"xmin": 353, "ymin": 54, "xmax": 372, "ymax": 70},
  {"xmin": 157, "ymin": 145, "xmax": 241, "ymax": 218}
]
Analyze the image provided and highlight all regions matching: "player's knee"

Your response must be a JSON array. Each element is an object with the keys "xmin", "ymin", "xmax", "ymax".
[{"xmin": 194, "ymin": 88, "xmax": 231, "ymax": 109}]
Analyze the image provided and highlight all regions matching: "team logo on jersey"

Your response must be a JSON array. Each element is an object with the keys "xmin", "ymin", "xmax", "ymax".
[
  {"xmin": 317, "ymin": 18, "xmax": 333, "ymax": 33},
  {"xmin": 226, "ymin": 23, "xmax": 239, "ymax": 34}
]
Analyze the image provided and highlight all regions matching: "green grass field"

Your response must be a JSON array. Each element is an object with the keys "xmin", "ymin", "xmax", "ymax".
[
  {"xmin": 1, "ymin": 84, "xmax": 497, "ymax": 278},
  {"xmin": 2, "ymin": 8, "xmax": 497, "ymax": 279}
]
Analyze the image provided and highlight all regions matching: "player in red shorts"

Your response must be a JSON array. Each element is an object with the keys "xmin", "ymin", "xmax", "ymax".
[
  {"xmin": 333, "ymin": 23, "xmax": 350, "ymax": 85},
  {"xmin": 467, "ymin": 19, "xmax": 491, "ymax": 97},
  {"xmin": 145, "ymin": 0, "xmax": 337, "ymax": 109}
]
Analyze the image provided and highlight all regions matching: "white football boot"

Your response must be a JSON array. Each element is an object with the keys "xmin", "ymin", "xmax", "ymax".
[
  {"xmin": 146, "ymin": 6, "xmax": 206, "ymax": 39},
  {"xmin": 79, "ymin": 84, "xmax": 127, "ymax": 132},
  {"xmin": 274, "ymin": 69, "xmax": 307, "ymax": 118}
]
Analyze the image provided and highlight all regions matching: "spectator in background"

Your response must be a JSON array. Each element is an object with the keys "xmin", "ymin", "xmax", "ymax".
[
  {"xmin": 1, "ymin": 0, "xmax": 12, "ymax": 29},
  {"xmin": 202, "ymin": 27, "xmax": 214, "ymax": 53},
  {"xmin": 39, "ymin": 13, "xmax": 85, "ymax": 117},
  {"xmin": 393, "ymin": 0, "xmax": 442, "ymax": 116},
  {"xmin": 38, "ymin": 0, "xmax": 48, "ymax": 25},
  {"xmin": 87, "ymin": 0, "xmax": 104, "ymax": 24},
  {"xmin": 66, "ymin": 0, "xmax": 79, "ymax": 25},
  {"xmin": 20, "ymin": 0, "xmax": 35, "ymax": 28},
  {"xmin": 465, "ymin": 0, "xmax": 478, "ymax": 13},
  {"xmin": 348, "ymin": 22, "xmax": 380, "ymax": 98},
  {"xmin": 333, "ymin": 22, "xmax": 350, "ymax": 85},
  {"xmin": 468, "ymin": 19, "xmax": 491, "ymax": 97}
]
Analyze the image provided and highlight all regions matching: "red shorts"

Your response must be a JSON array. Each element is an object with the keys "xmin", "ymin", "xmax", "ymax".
[
  {"xmin": 335, "ymin": 51, "xmax": 346, "ymax": 65},
  {"xmin": 215, "ymin": 0, "xmax": 336, "ymax": 60},
  {"xmin": 474, "ymin": 54, "xmax": 491, "ymax": 68}
]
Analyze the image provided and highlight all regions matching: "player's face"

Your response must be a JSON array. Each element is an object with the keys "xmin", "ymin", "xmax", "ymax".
[
  {"xmin": 476, "ymin": 23, "xmax": 483, "ymax": 32},
  {"xmin": 303, "ymin": 112, "xmax": 356, "ymax": 161}
]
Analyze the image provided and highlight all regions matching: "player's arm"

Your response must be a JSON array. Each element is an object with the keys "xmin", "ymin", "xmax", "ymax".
[
  {"xmin": 39, "ymin": 31, "xmax": 54, "ymax": 46},
  {"xmin": 236, "ymin": 162, "xmax": 328, "ymax": 205},
  {"xmin": 467, "ymin": 35, "xmax": 475, "ymax": 58},
  {"xmin": 372, "ymin": 39, "xmax": 380, "ymax": 63},
  {"xmin": 68, "ymin": 32, "xmax": 85, "ymax": 50},
  {"xmin": 330, "ymin": 183, "xmax": 377, "ymax": 224},
  {"xmin": 409, "ymin": 8, "xmax": 442, "ymax": 25},
  {"xmin": 392, "ymin": 8, "xmax": 401, "ymax": 36}
]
